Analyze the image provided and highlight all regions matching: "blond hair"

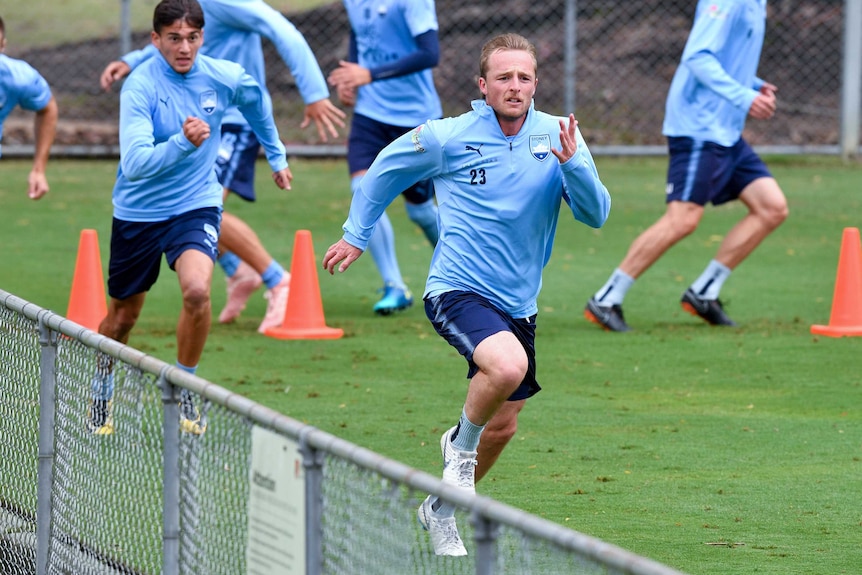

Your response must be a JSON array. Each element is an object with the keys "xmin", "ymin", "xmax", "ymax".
[{"xmin": 479, "ymin": 33, "xmax": 537, "ymax": 79}]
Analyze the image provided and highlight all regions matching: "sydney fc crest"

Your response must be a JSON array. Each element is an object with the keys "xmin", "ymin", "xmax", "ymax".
[
  {"xmin": 200, "ymin": 90, "xmax": 217, "ymax": 115},
  {"xmin": 530, "ymin": 134, "xmax": 551, "ymax": 161}
]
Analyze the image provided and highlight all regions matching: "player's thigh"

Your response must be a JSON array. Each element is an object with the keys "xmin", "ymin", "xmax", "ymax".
[
  {"xmin": 738, "ymin": 177, "xmax": 787, "ymax": 218},
  {"xmin": 473, "ymin": 331, "xmax": 528, "ymax": 383}
]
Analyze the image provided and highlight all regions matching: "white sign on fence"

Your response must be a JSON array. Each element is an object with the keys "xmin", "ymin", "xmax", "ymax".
[{"xmin": 246, "ymin": 426, "xmax": 306, "ymax": 575}]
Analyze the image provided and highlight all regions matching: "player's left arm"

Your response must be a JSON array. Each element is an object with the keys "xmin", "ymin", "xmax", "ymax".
[
  {"xmin": 556, "ymin": 116, "xmax": 611, "ymax": 229},
  {"xmin": 369, "ymin": 29, "xmax": 439, "ymax": 81}
]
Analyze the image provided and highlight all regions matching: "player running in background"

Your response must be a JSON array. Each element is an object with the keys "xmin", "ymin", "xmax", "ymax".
[
  {"xmin": 100, "ymin": 0, "xmax": 345, "ymax": 333},
  {"xmin": 324, "ymin": 33, "xmax": 610, "ymax": 555},
  {"xmin": 584, "ymin": 0, "xmax": 788, "ymax": 332},
  {"xmin": 327, "ymin": 0, "xmax": 442, "ymax": 315},
  {"xmin": 88, "ymin": 0, "xmax": 292, "ymax": 435},
  {"xmin": 0, "ymin": 15, "xmax": 58, "ymax": 200}
]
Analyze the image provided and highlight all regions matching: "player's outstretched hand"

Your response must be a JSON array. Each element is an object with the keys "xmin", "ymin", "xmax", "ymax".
[
  {"xmin": 272, "ymin": 168, "xmax": 293, "ymax": 190},
  {"xmin": 552, "ymin": 113, "xmax": 579, "ymax": 164},
  {"xmin": 300, "ymin": 98, "xmax": 346, "ymax": 143},
  {"xmin": 323, "ymin": 239, "xmax": 363, "ymax": 275}
]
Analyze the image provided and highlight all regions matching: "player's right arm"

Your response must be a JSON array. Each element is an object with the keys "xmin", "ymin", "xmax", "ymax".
[
  {"xmin": 679, "ymin": 2, "xmax": 757, "ymax": 112},
  {"xmin": 119, "ymin": 80, "xmax": 198, "ymax": 181},
  {"xmin": 205, "ymin": 0, "xmax": 344, "ymax": 141},
  {"xmin": 28, "ymin": 95, "xmax": 57, "ymax": 200},
  {"xmin": 341, "ymin": 123, "xmax": 443, "ymax": 250}
]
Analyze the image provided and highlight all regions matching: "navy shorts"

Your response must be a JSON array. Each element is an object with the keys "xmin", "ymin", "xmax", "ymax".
[
  {"xmin": 107, "ymin": 207, "xmax": 221, "ymax": 300},
  {"xmin": 348, "ymin": 113, "xmax": 435, "ymax": 205},
  {"xmin": 665, "ymin": 136, "xmax": 773, "ymax": 206},
  {"xmin": 424, "ymin": 291, "xmax": 541, "ymax": 401},
  {"xmin": 215, "ymin": 124, "xmax": 262, "ymax": 202}
]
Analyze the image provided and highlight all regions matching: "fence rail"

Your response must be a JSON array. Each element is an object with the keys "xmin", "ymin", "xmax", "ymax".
[
  {"xmin": 2, "ymin": 0, "xmax": 860, "ymax": 158},
  {"xmin": 0, "ymin": 287, "xmax": 688, "ymax": 574}
]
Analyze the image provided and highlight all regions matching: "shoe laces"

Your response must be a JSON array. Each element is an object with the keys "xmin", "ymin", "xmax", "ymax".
[
  {"xmin": 432, "ymin": 516, "xmax": 465, "ymax": 551},
  {"xmin": 446, "ymin": 453, "xmax": 477, "ymax": 490}
]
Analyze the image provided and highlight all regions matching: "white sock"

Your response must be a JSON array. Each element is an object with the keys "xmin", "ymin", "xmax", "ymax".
[
  {"xmin": 594, "ymin": 268, "xmax": 634, "ymax": 306},
  {"xmin": 450, "ymin": 409, "xmax": 484, "ymax": 452},
  {"xmin": 690, "ymin": 259, "xmax": 731, "ymax": 300}
]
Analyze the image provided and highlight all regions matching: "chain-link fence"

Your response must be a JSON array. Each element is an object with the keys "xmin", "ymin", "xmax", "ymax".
[
  {"xmin": 1, "ymin": 287, "xmax": 689, "ymax": 575},
  {"xmin": 2, "ymin": 0, "xmax": 857, "ymax": 156}
]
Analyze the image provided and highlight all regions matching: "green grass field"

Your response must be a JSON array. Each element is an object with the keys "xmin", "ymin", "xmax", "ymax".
[
  {"xmin": 2, "ymin": 155, "xmax": 861, "ymax": 574},
  {"xmin": 3, "ymin": 0, "xmax": 331, "ymax": 50}
]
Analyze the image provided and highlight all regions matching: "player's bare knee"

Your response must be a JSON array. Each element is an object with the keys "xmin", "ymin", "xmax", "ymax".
[
  {"xmin": 752, "ymin": 197, "xmax": 788, "ymax": 231},
  {"xmin": 182, "ymin": 283, "xmax": 211, "ymax": 311},
  {"xmin": 493, "ymin": 360, "xmax": 528, "ymax": 392},
  {"xmin": 766, "ymin": 198, "xmax": 789, "ymax": 229}
]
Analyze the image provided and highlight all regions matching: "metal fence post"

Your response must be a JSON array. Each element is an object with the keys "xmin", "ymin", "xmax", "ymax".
[
  {"xmin": 300, "ymin": 431, "xmax": 325, "ymax": 575},
  {"xmin": 36, "ymin": 315, "xmax": 58, "ymax": 575},
  {"xmin": 564, "ymin": 0, "xmax": 577, "ymax": 113},
  {"xmin": 472, "ymin": 510, "xmax": 499, "ymax": 575},
  {"xmin": 161, "ymin": 370, "xmax": 180, "ymax": 575},
  {"xmin": 119, "ymin": 0, "xmax": 132, "ymax": 56},
  {"xmin": 841, "ymin": 0, "xmax": 861, "ymax": 159}
]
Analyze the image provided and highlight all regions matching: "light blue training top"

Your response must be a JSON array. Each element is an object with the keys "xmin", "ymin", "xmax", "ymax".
[
  {"xmin": 344, "ymin": 0, "xmax": 442, "ymax": 127},
  {"xmin": 0, "ymin": 54, "xmax": 53, "ymax": 158},
  {"xmin": 662, "ymin": 0, "xmax": 767, "ymax": 147},
  {"xmin": 113, "ymin": 52, "xmax": 287, "ymax": 222},
  {"xmin": 342, "ymin": 99, "xmax": 611, "ymax": 318},
  {"xmin": 122, "ymin": 0, "xmax": 330, "ymax": 127}
]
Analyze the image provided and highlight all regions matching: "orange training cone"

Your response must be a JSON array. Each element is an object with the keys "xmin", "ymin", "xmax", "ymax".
[
  {"xmin": 264, "ymin": 230, "xmax": 343, "ymax": 340},
  {"xmin": 66, "ymin": 229, "xmax": 108, "ymax": 331},
  {"xmin": 811, "ymin": 227, "xmax": 862, "ymax": 337}
]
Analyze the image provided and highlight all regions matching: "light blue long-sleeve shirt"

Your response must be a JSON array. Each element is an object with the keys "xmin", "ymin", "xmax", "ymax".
[
  {"xmin": 344, "ymin": 0, "xmax": 442, "ymax": 127},
  {"xmin": 121, "ymin": 0, "xmax": 330, "ymax": 127},
  {"xmin": 343, "ymin": 99, "xmax": 611, "ymax": 318},
  {"xmin": 0, "ymin": 54, "xmax": 53, "ymax": 158},
  {"xmin": 662, "ymin": 0, "xmax": 767, "ymax": 147},
  {"xmin": 113, "ymin": 53, "xmax": 287, "ymax": 221}
]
